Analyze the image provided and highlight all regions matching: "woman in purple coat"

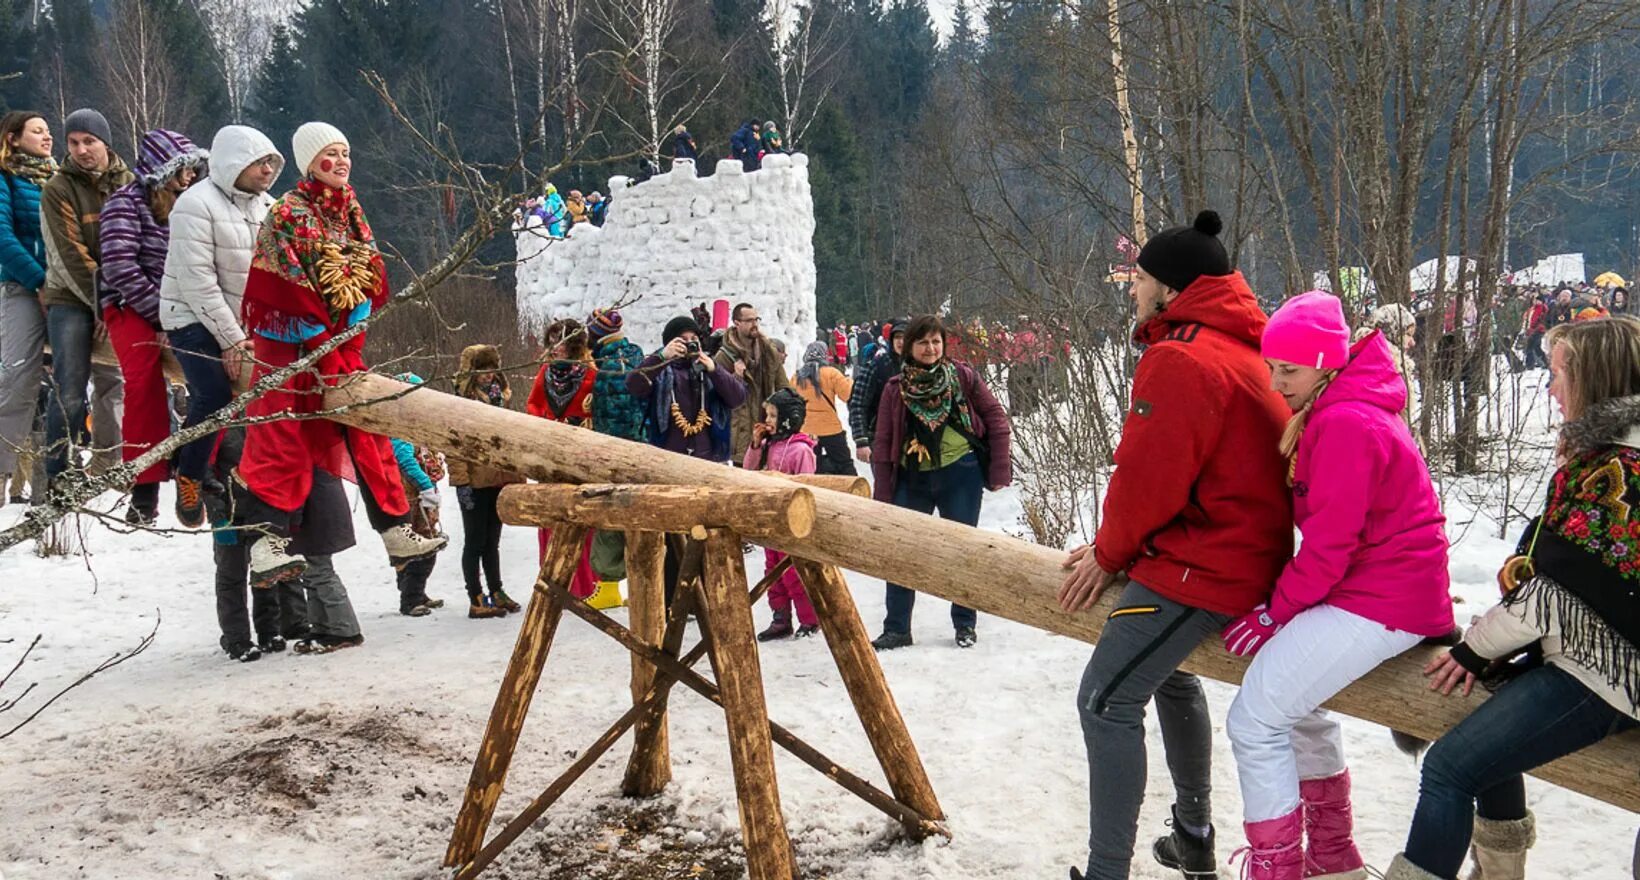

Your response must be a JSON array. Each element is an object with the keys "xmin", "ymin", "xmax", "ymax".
[{"xmin": 871, "ymin": 314, "xmax": 1013, "ymax": 649}]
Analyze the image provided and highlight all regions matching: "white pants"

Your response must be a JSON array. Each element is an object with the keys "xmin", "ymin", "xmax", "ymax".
[{"xmin": 1227, "ymin": 604, "xmax": 1421, "ymax": 822}]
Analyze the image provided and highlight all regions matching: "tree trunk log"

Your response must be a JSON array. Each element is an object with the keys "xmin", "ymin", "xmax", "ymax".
[
  {"xmin": 698, "ymin": 530, "xmax": 797, "ymax": 880},
  {"xmin": 622, "ymin": 530, "xmax": 672, "ymax": 797},
  {"xmin": 795, "ymin": 559, "xmax": 945, "ymax": 835},
  {"xmin": 496, "ymin": 483, "xmax": 816, "ymax": 540},
  {"xmin": 329, "ymin": 374, "xmax": 1640, "ymax": 812},
  {"xmin": 444, "ymin": 525, "xmax": 590, "ymax": 868}
]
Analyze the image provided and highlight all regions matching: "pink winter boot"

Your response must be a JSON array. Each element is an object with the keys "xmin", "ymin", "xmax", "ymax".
[
  {"xmin": 1299, "ymin": 770, "xmax": 1368, "ymax": 879},
  {"xmin": 1235, "ymin": 810, "xmax": 1304, "ymax": 880}
]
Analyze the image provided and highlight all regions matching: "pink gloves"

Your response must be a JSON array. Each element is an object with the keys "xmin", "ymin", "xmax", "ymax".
[{"xmin": 1223, "ymin": 604, "xmax": 1284, "ymax": 657}]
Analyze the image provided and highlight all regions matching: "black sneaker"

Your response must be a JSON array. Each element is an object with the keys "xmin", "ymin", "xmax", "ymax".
[
  {"xmin": 1152, "ymin": 804, "xmax": 1218, "ymax": 879},
  {"xmin": 757, "ymin": 616, "xmax": 793, "ymax": 642},
  {"xmin": 871, "ymin": 631, "xmax": 913, "ymax": 651},
  {"xmin": 259, "ymin": 636, "xmax": 287, "ymax": 654},
  {"xmin": 795, "ymin": 625, "xmax": 819, "ymax": 638},
  {"xmin": 955, "ymin": 626, "xmax": 977, "ymax": 648},
  {"xmin": 125, "ymin": 483, "xmax": 160, "ymax": 526},
  {"xmin": 175, "ymin": 475, "xmax": 206, "ymax": 528},
  {"xmin": 226, "ymin": 642, "xmax": 262, "ymax": 663}
]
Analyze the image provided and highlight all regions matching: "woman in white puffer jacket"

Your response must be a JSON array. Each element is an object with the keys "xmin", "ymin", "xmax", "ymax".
[{"xmin": 159, "ymin": 124, "xmax": 284, "ymax": 526}]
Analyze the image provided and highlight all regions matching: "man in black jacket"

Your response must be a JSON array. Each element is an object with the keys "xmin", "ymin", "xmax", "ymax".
[{"xmin": 848, "ymin": 318, "xmax": 907, "ymax": 463}]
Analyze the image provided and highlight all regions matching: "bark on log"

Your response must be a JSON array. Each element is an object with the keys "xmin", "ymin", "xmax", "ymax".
[
  {"xmin": 444, "ymin": 525, "xmax": 589, "ymax": 868},
  {"xmin": 622, "ymin": 530, "xmax": 672, "ymax": 797},
  {"xmin": 795, "ymin": 560, "xmax": 945, "ymax": 835},
  {"xmin": 496, "ymin": 483, "xmax": 816, "ymax": 540},
  {"xmin": 786, "ymin": 473, "xmax": 870, "ymax": 497},
  {"xmin": 328, "ymin": 375, "xmax": 1640, "ymax": 812},
  {"xmin": 698, "ymin": 530, "xmax": 797, "ymax": 880}
]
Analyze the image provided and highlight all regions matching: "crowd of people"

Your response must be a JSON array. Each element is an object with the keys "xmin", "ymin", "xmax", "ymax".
[{"xmin": 4, "ymin": 106, "xmax": 1636, "ymax": 880}]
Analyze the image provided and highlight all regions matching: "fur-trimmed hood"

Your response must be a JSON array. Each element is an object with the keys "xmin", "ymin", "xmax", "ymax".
[{"xmin": 1560, "ymin": 394, "xmax": 1640, "ymax": 459}]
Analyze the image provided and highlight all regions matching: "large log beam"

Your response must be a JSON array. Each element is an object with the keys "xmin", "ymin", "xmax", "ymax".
[{"xmin": 322, "ymin": 374, "xmax": 1640, "ymax": 812}]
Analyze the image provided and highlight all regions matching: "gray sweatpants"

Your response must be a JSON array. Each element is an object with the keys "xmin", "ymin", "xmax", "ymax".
[
  {"xmin": 300, "ymin": 554, "xmax": 361, "ymax": 639},
  {"xmin": 1077, "ymin": 580, "xmax": 1230, "ymax": 880},
  {"xmin": 0, "ymin": 284, "xmax": 45, "ymax": 476}
]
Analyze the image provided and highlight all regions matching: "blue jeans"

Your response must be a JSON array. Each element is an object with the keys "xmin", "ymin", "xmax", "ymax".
[
  {"xmin": 882, "ymin": 453, "xmax": 982, "ymax": 634},
  {"xmin": 168, "ymin": 323, "xmax": 234, "ymax": 481},
  {"xmin": 44, "ymin": 304, "xmax": 94, "ymax": 478},
  {"xmin": 1404, "ymin": 664, "xmax": 1637, "ymax": 877}
]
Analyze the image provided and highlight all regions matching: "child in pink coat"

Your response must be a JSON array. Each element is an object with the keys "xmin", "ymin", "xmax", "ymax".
[
  {"xmin": 1223, "ymin": 291, "xmax": 1455, "ymax": 880},
  {"xmin": 744, "ymin": 388, "xmax": 820, "ymax": 641}
]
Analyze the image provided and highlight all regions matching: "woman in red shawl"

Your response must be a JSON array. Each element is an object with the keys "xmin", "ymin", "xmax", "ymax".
[
  {"xmin": 526, "ymin": 318, "xmax": 599, "ymax": 598},
  {"xmin": 234, "ymin": 122, "xmax": 445, "ymax": 585}
]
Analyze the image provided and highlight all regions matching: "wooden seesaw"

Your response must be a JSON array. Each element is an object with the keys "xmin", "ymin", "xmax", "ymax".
[{"xmin": 75, "ymin": 344, "xmax": 1635, "ymax": 878}]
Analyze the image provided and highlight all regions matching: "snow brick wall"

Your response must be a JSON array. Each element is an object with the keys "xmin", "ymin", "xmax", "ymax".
[{"xmin": 515, "ymin": 154, "xmax": 818, "ymax": 353}]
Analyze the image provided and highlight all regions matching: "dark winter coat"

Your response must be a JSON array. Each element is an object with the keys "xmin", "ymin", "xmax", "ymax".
[
  {"xmin": 871, "ymin": 362, "xmax": 1012, "ymax": 503},
  {"xmin": 730, "ymin": 123, "xmax": 760, "ymax": 171},
  {"xmin": 0, "ymin": 167, "xmax": 47, "ymax": 291},
  {"xmin": 590, "ymin": 334, "xmax": 648, "ymax": 442},
  {"xmin": 287, "ymin": 469, "xmax": 358, "ymax": 557},
  {"xmin": 848, "ymin": 346, "xmax": 899, "ymax": 449},
  {"xmin": 40, "ymin": 155, "xmax": 135, "ymax": 311},
  {"xmin": 714, "ymin": 329, "xmax": 790, "ymax": 460},
  {"xmin": 671, "ymin": 129, "xmax": 699, "ymax": 161},
  {"xmin": 626, "ymin": 353, "xmax": 747, "ymax": 460},
  {"xmin": 1092, "ymin": 271, "xmax": 1294, "ymax": 617}
]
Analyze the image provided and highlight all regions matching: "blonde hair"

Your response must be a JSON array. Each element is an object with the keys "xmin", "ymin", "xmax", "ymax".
[
  {"xmin": 1279, "ymin": 370, "xmax": 1339, "ymax": 485},
  {"xmin": 1545, "ymin": 316, "xmax": 1640, "ymax": 422}
]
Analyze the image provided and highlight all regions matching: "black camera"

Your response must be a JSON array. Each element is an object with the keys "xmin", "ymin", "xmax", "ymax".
[{"xmin": 684, "ymin": 339, "xmax": 702, "ymax": 356}]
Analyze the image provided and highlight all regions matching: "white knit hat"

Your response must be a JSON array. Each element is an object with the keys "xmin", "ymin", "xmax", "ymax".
[{"xmin": 292, "ymin": 121, "xmax": 349, "ymax": 177}]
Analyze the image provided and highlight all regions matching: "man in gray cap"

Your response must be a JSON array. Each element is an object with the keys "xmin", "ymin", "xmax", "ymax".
[{"xmin": 39, "ymin": 108, "xmax": 131, "ymax": 494}]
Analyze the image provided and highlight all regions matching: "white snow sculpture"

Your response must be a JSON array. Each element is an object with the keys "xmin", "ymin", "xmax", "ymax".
[{"xmin": 514, "ymin": 154, "xmax": 818, "ymax": 354}]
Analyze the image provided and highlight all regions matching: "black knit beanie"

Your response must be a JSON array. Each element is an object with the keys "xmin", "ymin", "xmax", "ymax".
[
  {"xmin": 662, "ymin": 315, "xmax": 702, "ymax": 345},
  {"xmin": 1136, "ymin": 210, "xmax": 1231, "ymax": 294}
]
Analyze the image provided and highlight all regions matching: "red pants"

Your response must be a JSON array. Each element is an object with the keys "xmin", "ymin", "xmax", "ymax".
[
  {"xmin": 104, "ymin": 305, "xmax": 170, "ymax": 484},
  {"xmin": 238, "ymin": 336, "xmax": 408, "ymax": 516},
  {"xmin": 539, "ymin": 528, "xmax": 598, "ymax": 599},
  {"xmin": 765, "ymin": 549, "xmax": 817, "ymax": 627}
]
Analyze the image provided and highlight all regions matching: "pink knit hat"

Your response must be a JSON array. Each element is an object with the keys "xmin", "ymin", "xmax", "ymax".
[{"xmin": 1262, "ymin": 291, "xmax": 1350, "ymax": 370}]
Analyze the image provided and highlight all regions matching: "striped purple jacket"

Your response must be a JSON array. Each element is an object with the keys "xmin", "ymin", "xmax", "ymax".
[{"xmin": 98, "ymin": 129, "xmax": 206, "ymax": 325}]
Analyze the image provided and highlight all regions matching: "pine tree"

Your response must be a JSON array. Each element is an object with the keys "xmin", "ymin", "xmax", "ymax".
[
  {"xmin": 947, "ymin": 0, "xmax": 979, "ymax": 66},
  {"xmin": 0, "ymin": 0, "xmax": 39, "ymax": 112},
  {"xmin": 245, "ymin": 23, "xmax": 306, "ymax": 177}
]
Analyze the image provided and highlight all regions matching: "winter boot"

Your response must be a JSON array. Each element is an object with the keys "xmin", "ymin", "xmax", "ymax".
[
  {"xmin": 795, "ymin": 624, "xmax": 820, "ymax": 638},
  {"xmin": 1232, "ymin": 810, "xmax": 1303, "ymax": 880},
  {"xmin": 1153, "ymin": 804, "xmax": 1220, "ymax": 879},
  {"xmin": 1300, "ymin": 770, "xmax": 1368, "ymax": 879},
  {"xmin": 469, "ymin": 594, "xmax": 507, "ymax": 619},
  {"xmin": 955, "ymin": 626, "xmax": 978, "ymax": 648},
  {"xmin": 225, "ymin": 641, "xmax": 262, "ymax": 663},
  {"xmin": 248, "ymin": 535, "xmax": 306, "ymax": 588},
  {"xmin": 1383, "ymin": 854, "xmax": 1442, "ymax": 880},
  {"xmin": 492, "ymin": 587, "xmax": 522, "ymax": 613},
  {"xmin": 871, "ymin": 631, "xmax": 913, "ymax": 651},
  {"xmin": 175, "ymin": 474, "xmax": 206, "ymax": 528},
  {"xmin": 259, "ymin": 635, "xmax": 288, "ymax": 654},
  {"xmin": 125, "ymin": 482, "xmax": 159, "ymax": 526},
  {"xmin": 758, "ymin": 611, "xmax": 794, "ymax": 642},
  {"xmin": 380, "ymin": 523, "xmax": 448, "ymax": 567},
  {"xmin": 1465, "ymin": 812, "xmax": 1534, "ymax": 880}
]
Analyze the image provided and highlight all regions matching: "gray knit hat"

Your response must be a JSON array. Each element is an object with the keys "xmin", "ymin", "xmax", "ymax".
[{"xmin": 64, "ymin": 108, "xmax": 113, "ymax": 147}]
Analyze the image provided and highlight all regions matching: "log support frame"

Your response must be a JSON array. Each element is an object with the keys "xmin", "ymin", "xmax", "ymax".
[{"xmin": 444, "ymin": 484, "xmax": 946, "ymax": 880}]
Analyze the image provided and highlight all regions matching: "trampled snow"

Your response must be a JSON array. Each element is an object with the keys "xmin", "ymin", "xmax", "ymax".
[
  {"xmin": 0, "ymin": 381, "xmax": 1634, "ymax": 878},
  {"xmin": 514, "ymin": 155, "xmax": 819, "ymax": 354}
]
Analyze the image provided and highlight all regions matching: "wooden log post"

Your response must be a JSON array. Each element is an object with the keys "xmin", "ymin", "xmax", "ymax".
[
  {"xmin": 622, "ymin": 529, "xmax": 672, "ymax": 797},
  {"xmin": 794, "ymin": 559, "xmax": 945, "ymax": 834},
  {"xmin": 444, "ymin": 525, "xmax": 590, "ymax": 869},
  {"xmin": 496, "ymin": 483, "xmax": 816, "ymax": 541},
  {"xmin": 328, "ymin": 375, "xmax": 1640, "ymax": 812},
  {"xmin": 699, "ymin": 530, "xmax": 797, "ymax": 880}
]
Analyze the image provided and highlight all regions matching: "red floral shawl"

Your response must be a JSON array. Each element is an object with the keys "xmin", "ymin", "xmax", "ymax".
[{"xmin": 241, "ymin": 177, "xmax": 389, "ymax": 343}]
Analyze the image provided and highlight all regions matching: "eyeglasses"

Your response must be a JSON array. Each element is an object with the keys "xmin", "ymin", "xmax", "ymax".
[
  {"xmin": 737, "ymin": 316, "xmax": 761, "ymax": 324},
  {"xmin": 254, "ymin": 157, "xmax": 279, "ymax": 169}
]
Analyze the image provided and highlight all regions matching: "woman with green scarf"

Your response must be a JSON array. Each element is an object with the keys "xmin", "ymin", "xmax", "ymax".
[
  {"xmin": 870, "ymin": 315, "xmax": 1013, "ymax": 649},
  {"xmin": 0, "ymin": 110, "xmax": 56, "ymax": 505}
]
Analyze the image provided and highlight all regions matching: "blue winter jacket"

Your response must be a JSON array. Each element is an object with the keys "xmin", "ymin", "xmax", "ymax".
[
  {"xmin": 0, "ymin": 171, "xmax": 47, "ymax": 291},
  {"xmin": 591, "ymin": 335, "xmax": 648, "ymax": 442}
]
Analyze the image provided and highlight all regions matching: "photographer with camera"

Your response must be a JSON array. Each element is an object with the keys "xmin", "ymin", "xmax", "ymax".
[{"xmin": 626, "ymin": 315, "xmax": 748, "ymax": 462}]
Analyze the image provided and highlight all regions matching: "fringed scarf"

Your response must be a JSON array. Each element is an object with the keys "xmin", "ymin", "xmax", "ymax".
[
  {"xmin": 1506, "ymin": 566, "xmax": 1638, "ymax": 713},
  {"xmin": 3, "ymin": 152, "xmax": 56, "ymax": 185},
  {"xmin": 242, "ymin": 177, "xmax": 387, "ymax": 342},
  {"xmin": 899, "ymin": 360, "xmax": 972, "ymax": 466},
  {"xmin": 543, "ymin": 360, "xmax": 590, "ymax": 423}
]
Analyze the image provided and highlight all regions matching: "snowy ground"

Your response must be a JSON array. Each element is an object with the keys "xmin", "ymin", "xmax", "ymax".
[{"xmin": 1, "ymin": 386, "xmax": 1635, "ymax": 879}]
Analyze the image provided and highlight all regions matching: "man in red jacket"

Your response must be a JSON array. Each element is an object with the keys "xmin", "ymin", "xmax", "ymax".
[{"xmin": 1059, "ymin": 210, "xmax": 1293, "ymax": 880}]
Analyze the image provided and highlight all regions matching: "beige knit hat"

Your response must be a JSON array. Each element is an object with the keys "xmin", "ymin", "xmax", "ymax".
[{"xmin": 292, "ymin": 121, "xmax": 348, "ymax": 177}]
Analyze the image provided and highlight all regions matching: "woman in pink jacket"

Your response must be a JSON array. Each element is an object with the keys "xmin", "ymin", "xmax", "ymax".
[
  {"xmin": 744, "ymin": 388, "xmax": 821, "ymax": 640},
  {"xmin": 1222, "ymin": 291, "xmax": 1455, "ymax": 880}
]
